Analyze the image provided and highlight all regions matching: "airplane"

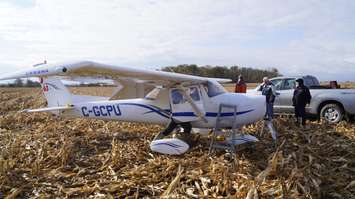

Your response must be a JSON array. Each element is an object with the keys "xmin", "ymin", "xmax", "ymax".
[{"xmin": 0, "ymin": 61, "xmax": 274, "ymax": 155}]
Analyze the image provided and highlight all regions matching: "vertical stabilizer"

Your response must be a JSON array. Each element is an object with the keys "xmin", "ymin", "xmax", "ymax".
[{"xmin": 40, "ymin": 76, "xmax": 72, "ymax": 107}]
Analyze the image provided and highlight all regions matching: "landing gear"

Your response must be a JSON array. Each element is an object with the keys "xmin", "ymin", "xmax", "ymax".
[
  {"xmin": 153, "ymin": 120, "xmax": 192, "ymax": 141},
  {"xmin": 154, "ymin": 120, "xmax": 178, "ymax": 140},
  {"xmin": 150, "ymin": 120, "xmax": 192, "ymax": 155}
]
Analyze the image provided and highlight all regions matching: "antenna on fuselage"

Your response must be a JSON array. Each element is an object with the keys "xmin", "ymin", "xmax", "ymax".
[{"xmin": 33, "ymin": 60, "xmax": 47, "ymax": 67}]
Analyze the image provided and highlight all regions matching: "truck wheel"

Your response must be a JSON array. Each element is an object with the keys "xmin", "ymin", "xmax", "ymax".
[{"xmin": 320, "ymin": 104, "xmax": 343, "ymax": 124}]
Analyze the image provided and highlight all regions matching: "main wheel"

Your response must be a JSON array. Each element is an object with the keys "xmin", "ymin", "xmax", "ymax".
[{"xmin": 320, "ymin": 103, "xmax": 344, "ymax": 124}]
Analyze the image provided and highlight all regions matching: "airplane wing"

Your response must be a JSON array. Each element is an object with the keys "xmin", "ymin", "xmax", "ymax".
[{"xmin": 0, "ymin": 60, "xmax": 231, "ymax": 86}]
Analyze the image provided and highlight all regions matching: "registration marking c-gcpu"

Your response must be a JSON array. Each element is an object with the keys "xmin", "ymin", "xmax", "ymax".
[{"xmin": 81, "ymin": 104, "xmax": 121, "ymax": 117}]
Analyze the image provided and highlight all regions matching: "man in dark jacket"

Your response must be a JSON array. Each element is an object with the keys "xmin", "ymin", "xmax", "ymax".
[{"xmin": 292, "ymin": 78, "xmax": 312, "ymax": 126}]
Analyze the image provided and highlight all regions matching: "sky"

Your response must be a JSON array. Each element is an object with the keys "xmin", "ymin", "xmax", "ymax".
[{"xmin": 0, "ymin": 0, "xmax": 354, "ymax": 81}]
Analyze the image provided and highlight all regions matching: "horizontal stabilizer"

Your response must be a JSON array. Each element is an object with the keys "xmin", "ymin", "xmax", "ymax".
[{"xmin": 21, "ymin": 105, "xmax": 74, "ymax": 113}]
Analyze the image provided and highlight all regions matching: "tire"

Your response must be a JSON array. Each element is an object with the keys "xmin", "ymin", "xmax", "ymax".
[{"xmin": 320, "ymin": 103, "xmax": 344, "ymax": 124}]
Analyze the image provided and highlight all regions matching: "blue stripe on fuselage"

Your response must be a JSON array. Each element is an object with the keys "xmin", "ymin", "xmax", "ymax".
[
  {"xmin": 172, "ymin": 109, "xmax": 254, "ymax": 117},
  {"xmin": 118, "ymin": 103, "xmax": 170, "ymax": 119},
  {"xmin": 81, "ymin": 102, "xmax": 253, "ymax": 119}
]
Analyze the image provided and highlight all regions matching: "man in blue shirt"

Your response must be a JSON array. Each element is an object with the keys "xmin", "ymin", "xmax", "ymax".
[{"xmin": 259, "ymin": 77, "xmax": 277, "ymax": 120}]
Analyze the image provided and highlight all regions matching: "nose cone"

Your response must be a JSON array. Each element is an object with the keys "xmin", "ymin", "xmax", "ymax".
[
  {"xmin": 215, "ymin": 93, "xmax": 266, "ymax": 126},
  {"xmin": 257, "ymin": 96, "xmax": 266, "ymax": 116}
]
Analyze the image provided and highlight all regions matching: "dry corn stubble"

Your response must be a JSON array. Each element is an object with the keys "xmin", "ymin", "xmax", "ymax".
[{"xmin": 0, "ymin": 87, "xmax": 354, "ymax": 198}]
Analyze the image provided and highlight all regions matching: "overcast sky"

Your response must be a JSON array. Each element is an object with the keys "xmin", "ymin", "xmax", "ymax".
[{"xmin": 0, "ymin": 0, "xmax": 354, "ymax": 81}]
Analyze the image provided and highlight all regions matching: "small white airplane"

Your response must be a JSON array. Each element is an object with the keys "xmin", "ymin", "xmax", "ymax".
[{"xmin": 0, "ymin": 61, "xmax": 272, "ymax": 155}]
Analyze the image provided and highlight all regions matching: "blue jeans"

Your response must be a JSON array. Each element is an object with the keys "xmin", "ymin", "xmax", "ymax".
[{"xmin": 265, "ymin": 102, "xmax": 274, "ymax": 120}]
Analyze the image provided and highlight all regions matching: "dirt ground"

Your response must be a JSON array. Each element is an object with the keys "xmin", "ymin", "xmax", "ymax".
[{"xmin": 0, "ymin": 87, "xmax": 354, "ymax": 198}]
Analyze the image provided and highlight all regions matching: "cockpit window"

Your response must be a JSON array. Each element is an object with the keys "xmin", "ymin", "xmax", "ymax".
[
  {"xmin": 172, "ymin": 87, "xmax": 201, "ymax": 104},
  {"xmin": 190, "ymin": 87, "xmax": 200, "ymax": 101},
  {"xmin": 172, "ymin": 89, "xmax": 185, "ymax": 104},
  {"xmin": 206, "ymin": 81, "xmax": 226, "ymax": 97}
]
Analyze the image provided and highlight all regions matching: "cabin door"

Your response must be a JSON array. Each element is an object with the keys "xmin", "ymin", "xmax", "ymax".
[{"xmin": 169, "ymin": 86, "xmax": 206, "ymax": 122}]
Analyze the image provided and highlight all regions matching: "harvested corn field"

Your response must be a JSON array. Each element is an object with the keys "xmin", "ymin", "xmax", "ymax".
[{"xmin": 0, "ymin": 88, "xmax": 354, "ymax": 198}]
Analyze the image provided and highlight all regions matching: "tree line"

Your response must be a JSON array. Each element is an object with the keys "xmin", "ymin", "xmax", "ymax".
[
  {"xmin": 0, "ymin": 79, "xmax": 41, "ymax": 87},
  {"xmin": 162, "ymin": 65, "xmax": 281, "ymax": 83}
]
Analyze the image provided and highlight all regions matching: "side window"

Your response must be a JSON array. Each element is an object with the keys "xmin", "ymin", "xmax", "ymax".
[
  {"xmin": 172, "ymin": 87, "xmax": 200, "ymax": 104},
  {"xmin": 270, "ymin": 79, "xmax": 282, "ymax": 90},
  {"xmin": 304, "ymin": 78, "xmax": 314, "ymax": 87},
  {"xmin": 171, "ymin": 89, "xmax": 186, "ymax": 104},
  {"xmin": 282, "ymin": 79, "xmax": 296, "ymax": 90},
  {"xmin": 312, "ymin": 77, "xmax": 320, "ymax": 85},
  {"xmin": 189, "ymin": 87, "xmax": 200, "ymax": 101},
  {"xmin": 307, "ymin": 77, "xmax": 319, "ymax": 86}
]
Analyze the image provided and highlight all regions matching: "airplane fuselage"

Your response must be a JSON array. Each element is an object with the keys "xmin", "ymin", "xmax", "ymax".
[{"xmin": 61, "ymin": 92, "xmax": 266, "ymax": 129}]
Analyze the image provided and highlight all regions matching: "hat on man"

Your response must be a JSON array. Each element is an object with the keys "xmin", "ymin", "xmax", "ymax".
[{"xmin": 296, "ymin": 78, "xmax": 304, "ymax": 84}]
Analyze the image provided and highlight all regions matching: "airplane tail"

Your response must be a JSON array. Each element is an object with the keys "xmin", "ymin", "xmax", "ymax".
[
  {"xmin": 22, "ymin": 76, "xmax": 109, "ymax": 114},
  {"xmin": 40, "ymin": 76, "xmax": 72, "ymax": 107},
  {"xmin": 39, "ymin": 76, "xmax": 109, "ymax": 107}
]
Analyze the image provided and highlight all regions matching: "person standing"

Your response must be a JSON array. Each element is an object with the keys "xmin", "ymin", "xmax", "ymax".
[
  {"xmin": 292, "ymin": 78, "xmax": 312, "ymax": 126},
  {"xmin": 235, "ymin": 75, "xmax": 247, "ymax": 93},
  {"xmin": 259, "ymin": 77, "xmax": 277, "ymax": 120}
]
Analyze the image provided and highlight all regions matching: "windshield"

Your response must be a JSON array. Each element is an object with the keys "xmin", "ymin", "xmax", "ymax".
[{"xmin": 206, "ymin": 81, "xmax": 226, "ymax": 97}]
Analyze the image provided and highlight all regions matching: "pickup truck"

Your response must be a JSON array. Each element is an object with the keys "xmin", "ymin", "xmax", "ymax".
[{"xmin": 251, "ymin": 75, "xmax": 355, "ymax": 123}]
